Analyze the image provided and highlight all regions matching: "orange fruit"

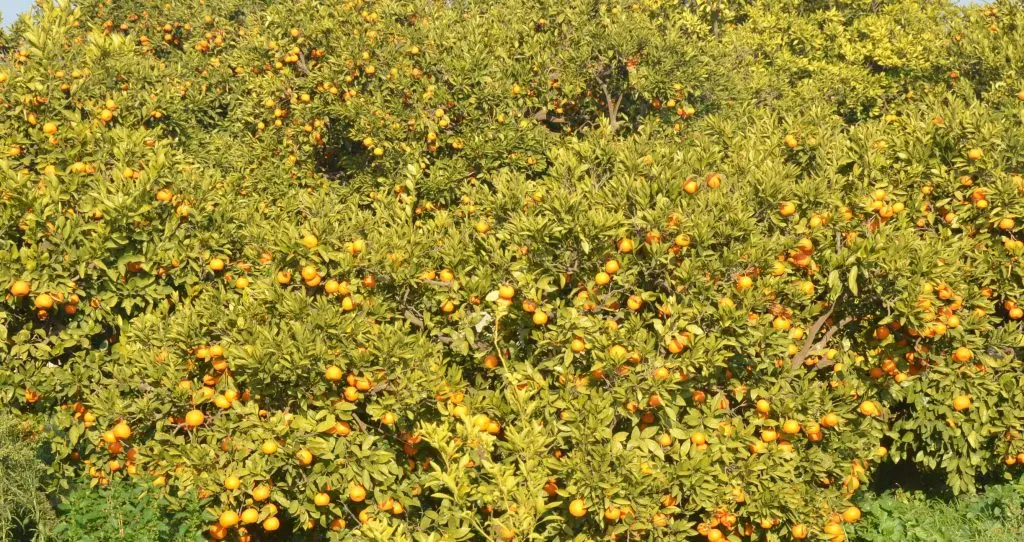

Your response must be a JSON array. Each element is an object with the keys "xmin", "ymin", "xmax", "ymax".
[
  {"xmin": 224, "ymin": 476, "xmax": 241, "ymax": 490},
  {"xmin": 240, "ymin": 508, "xmax": 258, "ymax": 524},
  {"xmin": 791, "ymin": 524, "xmax": 808, "ymax": 539},
  {"xmin": 952, "ymin": 347, "xmax": 973, "ymax": 363},
  {"xmin": 262, "ymin": 517, "xmax": 280, "ymax": 531},
  {"xmin": 604, "ymin": 506, "xmax": 621, "ymax": 522},
  {"xmin": 184, "ymin": 410, "xmax": 205, "ymax": 428},
  {"xmin": 112, "ymin": 421, "xmax": 131, "ymax": 440},
  {"xmin": 952, "ymin": 394, "xmax": 971, "ymax": 411},
  {"xmin": 261, "ymin": 440, "xmax": 278, "ymax": 454},
  {"xmin": 325, "ymin": 365, "xmax": 343, "ymax": 381},
  {"xmin": 219, "ymin": 510, "xmax": 239, "ymax": 528},
  {"xmin": 10, "ymin": 280, "xmax": 31, "ymax": 297},
  {"xmin": 967, "ymin": 148, "xmax": 983, "ymax": 161},
  {"xmin": 618, "ymin": 238, "xmax": 634, "ymax": 253},
  {"xmin": 498, "ymin": 285, "xmax": 515, "ymax": 300},
  {"xmin": 349, "ymin": 484, "xmax": 367, "ymax": 502},
  {"xmin": 208, "ymin": 258, "xmax": 225, "ymax": 272},
  {"xmin": 314, "ymin": 492, "xmax": 330, "ymax": 506},
  {"xmin": 779, "ymin": 201, "xmax": 796, "ymax": 216},
  {"xmin": 296, "ymin": 449, "xmax": 313, "ymax": 465},
  {"xmin": 568, "ymin": 498, "xmax": 587, "ymax": 517},
  {"xmin": 532, "ymin": 311, "xmax": 549, "ymax": 326},
  {"xmin": 782, "ymin": 420, "xmax": 801, "ymax": 434},
  {"xmin": 841, "ymin": 506, "xmax": 861, "ymax": 523},
  {"xmin": 858, "ymin": 401, "xmax": 880, "ymax": 417},
  {"xmin": 34, "ymin": 294, "xmax": 54, "ymax": 310},
  {"xmin": 252, "ymin": 485, "xmax": 271, "ymax": 502}
]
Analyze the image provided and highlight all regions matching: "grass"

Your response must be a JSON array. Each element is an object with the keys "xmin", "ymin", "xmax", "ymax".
[{"xmin": 854, "ymin": 476, "xmax": 1024, "ymax": 542}]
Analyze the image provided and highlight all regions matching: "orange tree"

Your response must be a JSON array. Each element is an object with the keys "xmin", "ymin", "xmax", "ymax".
[{"xmin": 2, "ymin": 0, "xmax": 1024, "ymax": 540}]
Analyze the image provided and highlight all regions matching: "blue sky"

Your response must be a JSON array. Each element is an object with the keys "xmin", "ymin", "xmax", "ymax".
[{"xmin": 1, "ymin": 0, "xmax": 33, "ymax": 27}]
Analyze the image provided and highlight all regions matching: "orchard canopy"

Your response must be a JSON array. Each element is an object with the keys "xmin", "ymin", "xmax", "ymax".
[{"xmin": 2, "ymin": 0, "xmax": 1024, "ymax": 540}]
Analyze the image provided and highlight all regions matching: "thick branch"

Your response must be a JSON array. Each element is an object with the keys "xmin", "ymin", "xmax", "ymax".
[{"xmin": 790, "ymin": 294, "xmax": 846, "ymax": 368}]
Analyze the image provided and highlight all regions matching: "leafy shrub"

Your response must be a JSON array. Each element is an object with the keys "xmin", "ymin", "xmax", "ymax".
[
  {"xmin": 0, "ymin": 414, "xmax": 55, "ymax": 542},
  {"xmin": 1, "ymin": 0, "xmax": 1024, "ymax": 541},
  {"xmin": 52, "ymin": 478, "xmax": 206, "ymax": 542}
]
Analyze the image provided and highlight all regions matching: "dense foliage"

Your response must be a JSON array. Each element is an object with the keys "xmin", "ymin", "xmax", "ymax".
[
  {"xmin": 2, "ymin": 0, "xmax": 1024, "ymax": 540},
  {"xmin": 0, "ymin": 415, "xmax": 54, "ymax": 542},
  {"xmin": 51, "ymin": 477, "xmax": 205, "ymax": 542}
]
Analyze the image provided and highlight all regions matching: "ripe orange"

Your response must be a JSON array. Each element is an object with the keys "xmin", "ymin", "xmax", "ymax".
[
  {"xmin": 208, "ymin": 258, "xmax": 225, "ymax": 272},
  {"xmin": 595, "ymin": 271, "xmax": 611, "ymax": 286},
  {"xmin": 296, "ymin": 449, "xmax": 313, "ymax": 465},
  {"xmin": 10, "ymin": 280, "xmax": 31, "ymax": 297},
  {"xmin": 325, "ymin": 365, "xmax": 343, "ymax": 381},
  {"xmin": 604, "ymin": 506, "xmax": 621, "ymax": 522},
  {"xmin": 240, "ymin": 508, "xmax": 258, "ymax": 524},
  {"xmin": 782, "ymin": 420, "xmax": 801, "ymax": 434},
  {"xmin": 219, "ymin": 510, "xmax": 239, "ymax": 528},
  {"xmin": 262, "ymin": 517, "xmax": 280, "ymax": 531},
  {"xmin": 498, "ymin": 285, "xmax": 515, "ymax": 300},
  {"xmin": 314, "ymin": 492, "xmax": 330, "ymax": 506},
  {"xmin": 618, "ymin": 238, "xmax": 634, "ymax": 253},
  {"xmin": 952, "ymin": 347, "xmax": 973, "ymax": 363},
  {"xmin": 300, "ymin": 234, "xmax": 318, "ymax": 249},
  {"xmin": 224, "ymin": 476, "xmax": 241, "ymax": 490},
  {"xmin": 784, "ymin": 134, "xmax": 798, "ymax": 148},
  {"xmin": 34, "ymin": 293, "xmax": 54, "ymax": 310},
  {"xmin": 261, "ymin": 440, "xmax": 278, "ymax": 454},
  {"xmin": 349, "ymin": 484, "xmax": 367, "ymax": 502},
  {"xmin": 967, "ymin": 148, "xmax": 983, "ymax": 161},
  {"xmin": 841, "ymin": 506, "xmax": 861, "ymax": 523},
  {"xmin": 821, "ymin": 413, "xmax": 840, "ymax": 428},
  {"xmin": 858, "ymin": 401, "xmax": 880, "ymax": 417},
  {"xmin": 568, "ymin": 498, "xmax": 587, "ymax": 517},
  {"xmin": 952, "ymin": 394, "xmax": 971, "ymax": 411},
  {"xmin": 112, "ymin": 421, "xmax": 131, "ymax": 440},
  {"xmin": 184, "ymin": 410, "xmax": 205, "ymax": 428},
  {"xmin": 779, "ymin": 201, "xmax": 796, "ymax": 217},
  {"xmin": 791, "ymin": 523, "xmax": 808, "ymax": 539},
  {"xmin": 690, "ymin": 432, "xmax": 707, "ymax": 446},
  {"xmin": 42, "ymin": 121, "xmax": 58, "ymax": 135},
  {"xmin": 532, "ymin": 311, "xmax": 549, "ymax": 326},
  {"xmin": 276, "ymin": 270, "xmax": 292, "ymax": 284},
  {"xmin": 252, "ymin": 485, "xmax": 271, "ymax": 502}
]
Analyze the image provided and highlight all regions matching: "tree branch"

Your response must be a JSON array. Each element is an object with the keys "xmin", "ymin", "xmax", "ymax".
[{"xmin": 790, "ymin": 293, "xmax": 848, "ymax": 368}]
